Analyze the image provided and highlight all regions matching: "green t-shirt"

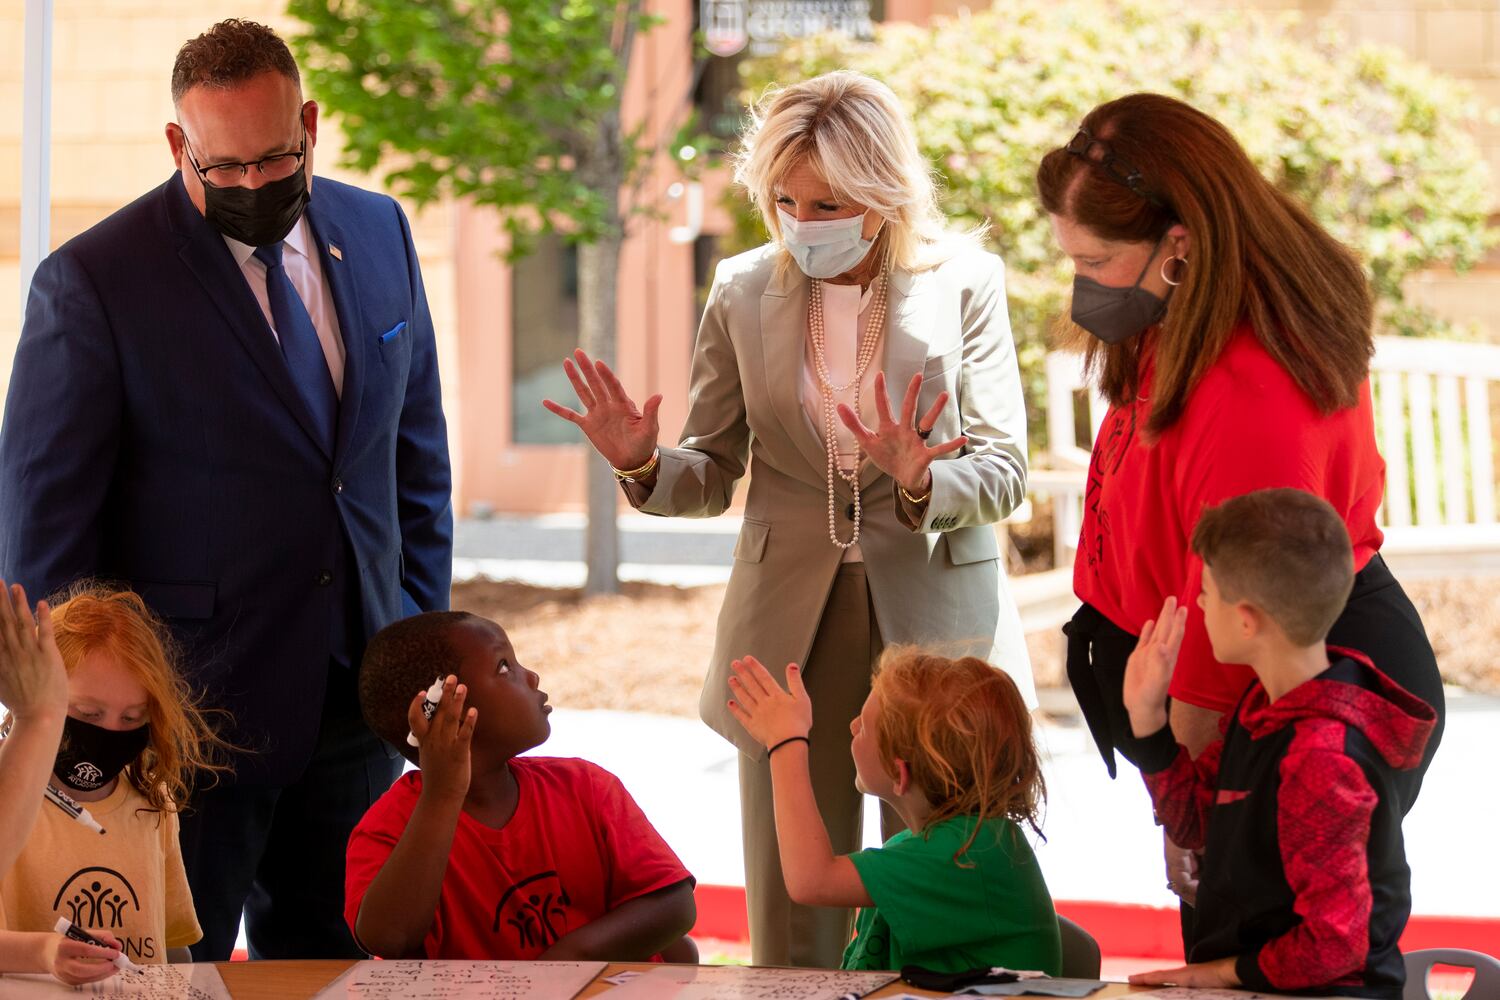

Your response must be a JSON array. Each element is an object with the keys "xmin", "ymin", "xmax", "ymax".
[{"xmin": 842, "ymin": 815, "xmax": 1062, "ymax": 975}]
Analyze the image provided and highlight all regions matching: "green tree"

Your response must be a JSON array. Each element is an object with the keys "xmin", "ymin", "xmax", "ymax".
[
  {"xmin": 738, "ymin": 0, "xmax": 1497, "ymax": 451},
  {"xmin": 289, "ymin": 0, "xmax": 662, "ymax": 594}
]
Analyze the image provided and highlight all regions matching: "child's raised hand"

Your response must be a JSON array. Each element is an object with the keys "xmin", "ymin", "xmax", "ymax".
[
  {"xmin": 1123, "ymin": 595, "xmax": 1188, "ymax": 739},
  {"xmin": 40, "ymin": 929, "xmax": 123, "ymax": 985},
  {"xmin": 727, "ymin": 656, "xmax": 813, "ymax": 750},
  {"xmin": 408, "ymin": 675, "xmax": 476, "ymax": 803},
  {"xmin": 0, "ymin": 582, "xmax": 67, "ymax": 723}
]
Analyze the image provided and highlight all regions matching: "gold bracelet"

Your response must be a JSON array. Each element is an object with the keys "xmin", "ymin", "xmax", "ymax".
[
  {"xmin": 899, "ymin": 481, "xmax": 931, "ymax": 505},
  {"xmin": 612, "ymin": 448, "xmax": 660, "ymax": 483}
]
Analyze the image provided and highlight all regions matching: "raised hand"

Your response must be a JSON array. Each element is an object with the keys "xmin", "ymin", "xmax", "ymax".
[
  {"xmin": 726, "ymin": 656, "xmax": 813, "ymax": 750},
  {"xmin": 0, "ymin": 582, "xmax": 67, "ymax": 724},
  {"xmin": 1123, "ymin": 596, "xmax": 1189, "ymax": 739},
  {"xmin": 542, "ymin": 349, "xmax": 662, "ymax": 472},
  {"xmin": 408, "ymin": 675, "xmax": 476, "ymax": 804},
  {"xmin": 836, "ymin": 372, "xmax": 966, "ymax": 496}
]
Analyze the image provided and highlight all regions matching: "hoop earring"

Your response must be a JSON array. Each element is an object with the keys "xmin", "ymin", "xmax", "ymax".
[{"xmin": 1161, "ymin": 255, "xmax": 1187, "ymax": 287}]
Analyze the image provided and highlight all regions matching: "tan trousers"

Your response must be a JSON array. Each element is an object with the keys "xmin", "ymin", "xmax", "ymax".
[{"xmin": 739, "ymin": 563, "xmax": 902, "ymax": 968}]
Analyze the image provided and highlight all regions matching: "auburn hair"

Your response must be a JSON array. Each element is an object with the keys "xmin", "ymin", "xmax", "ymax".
[
  {"xmin": 871, "ymin": 648, "xmax": 1045, "ymax": 863},
  {"xmin": 1036, "ymin": 93, "xmax": 1373, "ymax": 435},
  {"xmin": 20, "ymin": 583, "xmax": 233, "ymax": 812}
]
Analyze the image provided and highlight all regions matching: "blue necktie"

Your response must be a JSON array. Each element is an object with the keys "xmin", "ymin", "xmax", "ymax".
[{"xmin": 253, "ymin": 242, "xmax": 337, "ymax": 454}]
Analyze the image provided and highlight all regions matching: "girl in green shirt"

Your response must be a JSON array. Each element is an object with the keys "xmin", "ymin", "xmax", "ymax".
[{"xmin": 728, "ymin": 648, "xmax": 1062, "ymax": 973}]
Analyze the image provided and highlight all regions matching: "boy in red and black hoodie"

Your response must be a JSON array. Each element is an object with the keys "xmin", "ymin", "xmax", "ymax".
[{"xmin": 1121, "ymin": 488, "xmax": 1436, "ymax": 999}]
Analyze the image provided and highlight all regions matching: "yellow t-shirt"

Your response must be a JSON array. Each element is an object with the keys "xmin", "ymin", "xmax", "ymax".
[{"xmin": 0, "ymin": 779, "xmax": 201, "ymax": 963}]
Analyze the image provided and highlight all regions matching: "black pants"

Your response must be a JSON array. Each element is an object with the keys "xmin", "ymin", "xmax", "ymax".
[
  {"xmin": 1065, "ymin": 554, "xmax": 1445, "ymax": 807},
  {"xmin": 179, "ymin": 664, "xmax": 402, "ymax": 960}
]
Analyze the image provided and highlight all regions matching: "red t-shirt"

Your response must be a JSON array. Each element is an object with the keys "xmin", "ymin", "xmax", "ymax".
[
  {"xmin": 1074, "ymin": 325, "xmax": 1385, "ymax": 711},
  {"xmin": 344, "ymin": 757, "xmax": 693, "ymax": 959}
]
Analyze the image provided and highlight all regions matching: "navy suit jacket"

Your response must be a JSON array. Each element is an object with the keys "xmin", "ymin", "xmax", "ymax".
[{"xmin": 0, "ymin": 173, "xmax": 453, "ymax": 785}]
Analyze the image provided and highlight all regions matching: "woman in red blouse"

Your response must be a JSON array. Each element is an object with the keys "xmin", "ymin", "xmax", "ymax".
[{"xmin": 1033, "ymin": 93, "xmax": 1444, "ymax": 888}]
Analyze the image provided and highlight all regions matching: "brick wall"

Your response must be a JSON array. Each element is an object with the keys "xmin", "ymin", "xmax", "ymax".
[{"xmin": 0, "ymin": 0, "xmax": 462, "ymax": 486}]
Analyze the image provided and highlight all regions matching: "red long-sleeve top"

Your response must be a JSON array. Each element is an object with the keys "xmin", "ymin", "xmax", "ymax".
[{"xmin": 1073, "ymin": 325, "xmax": 1386, "ymax": 710}]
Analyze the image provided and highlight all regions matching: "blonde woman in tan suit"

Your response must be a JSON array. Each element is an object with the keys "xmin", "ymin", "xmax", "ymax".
[{"xmin": 545, "ymin": 70, "xmax": 1035, "ymax": 968}]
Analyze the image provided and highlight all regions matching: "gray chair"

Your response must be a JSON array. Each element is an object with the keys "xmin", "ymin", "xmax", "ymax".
[
  {"xmin": 1057, "ymin": 914, "xmax": 1101, "ymax": 979},
  {"xmin": 1403, "ymin": 948, "xmax": 1500, "ymax": 1000}
]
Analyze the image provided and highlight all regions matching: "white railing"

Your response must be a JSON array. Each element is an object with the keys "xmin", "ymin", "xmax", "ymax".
[{"xmin": 1034, "ymin": 336, "xmax": 1500, "ymax": 578}]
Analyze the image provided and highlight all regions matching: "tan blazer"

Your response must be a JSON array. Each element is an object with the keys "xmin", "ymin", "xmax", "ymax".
[{"xmin": 636, "ymin": 242, "xmax": 1034, "ymax": 758}]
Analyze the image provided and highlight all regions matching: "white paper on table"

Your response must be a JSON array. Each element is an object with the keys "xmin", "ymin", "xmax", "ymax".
[
  {"xmin": 1137, "ymin": 989, "xmax": 1307, "ymax": 1000},
  {"xmin": 312, "ymin": 960, "xmax": 608, "ymax": 1000},
  {"xmin": 596, "ymin": 965, "xmax": 898, "ymax": 999},
  {"xmin": 0, "ymin": 964, "xmax": 232, "ymax": 998}
]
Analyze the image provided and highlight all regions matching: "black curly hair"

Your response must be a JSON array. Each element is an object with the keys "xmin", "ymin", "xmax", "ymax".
[{"xmin": 360, "ymin": 611, "xmax": 477, "ymax": 765}]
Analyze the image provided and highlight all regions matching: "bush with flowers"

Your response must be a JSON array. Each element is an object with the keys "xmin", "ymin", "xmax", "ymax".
[{"xmin": 733, "ymin": 0, "xmax": 1496, "ymax": 447}]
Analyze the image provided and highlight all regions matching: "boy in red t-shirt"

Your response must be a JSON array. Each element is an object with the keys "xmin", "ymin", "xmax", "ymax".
[{"xmin": 345, "ymin": 611, "xmax": 696, "ymax": 961}]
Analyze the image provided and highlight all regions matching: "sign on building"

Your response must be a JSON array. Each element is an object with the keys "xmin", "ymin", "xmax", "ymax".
[{"xmin": 702, "ymin": 0, "xmax": 875, "ymax": 58}]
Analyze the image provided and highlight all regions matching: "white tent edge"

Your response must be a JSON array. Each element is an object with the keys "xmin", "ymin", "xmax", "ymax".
[{"xmin": 19, "ymin": 0, "xmax": 53, "ymax": 324}]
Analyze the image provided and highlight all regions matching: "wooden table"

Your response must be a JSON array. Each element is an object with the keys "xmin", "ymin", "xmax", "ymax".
[{"xmin": 213, "ymin": 960, "xmax": 1157, "ymax": 1000}]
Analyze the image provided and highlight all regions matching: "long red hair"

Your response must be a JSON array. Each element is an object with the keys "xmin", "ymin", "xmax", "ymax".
[
  {"xmin": 872, "ymin": 648, "xmax": 1045, "ymax": 863},
  {"xmin": 36, "ymin": 584, "xmax": 232, "ymax": 811},
  {"xmin": 1036, "ymin": 93, "xmax": 1373, "ymax": 435}
]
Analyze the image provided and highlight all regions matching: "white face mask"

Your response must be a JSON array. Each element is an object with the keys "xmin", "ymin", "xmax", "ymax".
[{"xmin": 777, "ymin": 207, "xmax": 879, "ymax": 279}]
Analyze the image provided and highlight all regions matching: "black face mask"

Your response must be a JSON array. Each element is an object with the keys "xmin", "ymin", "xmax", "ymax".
[
  {"xmin": 53, "ymin": 716, "xmax": 150, "ymax": 793},
  {"xmin": 202, "ymin": 166, "xmax": 310, "ymax": 248},
  {"xmin": 1070, "ymin": 234, "xmax": 1170, "ymax": 345}
]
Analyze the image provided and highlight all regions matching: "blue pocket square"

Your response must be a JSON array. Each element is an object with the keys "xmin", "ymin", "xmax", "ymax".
[{"xmin": 379, "ymin": 321, "xmax": 407, "ymax": 344}]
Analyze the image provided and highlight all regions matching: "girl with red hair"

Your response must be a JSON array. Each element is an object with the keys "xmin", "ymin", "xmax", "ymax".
[
  {"xmin": 727, "ymin": 647, "xmax": 1061, "ymax": 974},
  {"xmin": 0, "ymin": 584, "xmax": 231, "ymax": 984}
]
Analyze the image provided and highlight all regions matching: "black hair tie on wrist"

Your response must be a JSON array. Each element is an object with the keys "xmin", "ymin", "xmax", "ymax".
[{"xmin": 767, "ymin": 735, "xmax": 810, "ymax": 757}]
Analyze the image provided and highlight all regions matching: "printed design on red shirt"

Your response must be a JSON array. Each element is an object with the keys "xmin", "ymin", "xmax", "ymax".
[
  {"xmin": 492, "ymin": 870, "xmax": 572, "ymax": 950},
  {"xmin": 1259, "ymin": 730, "xmax": 1376, "ymax": 988},
  {"xmin": 1084, "ymin": 403, "xmax": 1136, "ymax": 572},
  {"xmin": 1215, "ymin": 789, "xmax": 1251, "ymax": 805}
]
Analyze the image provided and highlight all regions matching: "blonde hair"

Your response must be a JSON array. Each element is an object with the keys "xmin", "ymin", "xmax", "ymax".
[
  {"xmin": 2, "ymin": 583, "xmax": 235, "ymax": 813},
  {"xmin": 734, "ymin": 70, "xmax": 980, "ymax": 273},
  {"xmin": 871, "ymin": 647, "xmax": 1045, "ymax": 863}
]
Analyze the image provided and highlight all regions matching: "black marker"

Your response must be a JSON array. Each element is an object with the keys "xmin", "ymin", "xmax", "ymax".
[
  {"xmin": 53, "ymin": 918, "xmax": 142, "ymax": 974},
  {"xmin": 44, "ymin": 784, "xmax": 105, "ymax": 835},
  {"xmin": 407, "ymin": 676, "xmax": 445, "ymax": 747}
]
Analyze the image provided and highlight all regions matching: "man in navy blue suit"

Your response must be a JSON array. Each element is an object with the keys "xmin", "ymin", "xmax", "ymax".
[{"xmin": 0, "ymin": 20, "xmax": 453, "ymax": 960}]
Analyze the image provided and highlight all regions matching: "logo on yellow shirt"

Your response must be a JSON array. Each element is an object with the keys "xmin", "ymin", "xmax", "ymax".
[{"xmin": 50, "ymin": 866, "xmax": 158, "ymax": 961}]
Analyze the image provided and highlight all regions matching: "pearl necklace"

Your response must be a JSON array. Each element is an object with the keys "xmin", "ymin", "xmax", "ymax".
[{"xmin": 809, "ymin": 253, "xmax": 891, "ymax": 549}]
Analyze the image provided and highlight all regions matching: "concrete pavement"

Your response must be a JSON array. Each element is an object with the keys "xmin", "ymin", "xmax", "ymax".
[{"xmin": 536, "ymin": 692, "xmax": 1500, "ymax": 921}]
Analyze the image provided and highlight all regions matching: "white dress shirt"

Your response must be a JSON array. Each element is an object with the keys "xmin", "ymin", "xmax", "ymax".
[
  {"xmin": 225, "ymin": 215, "xmax": 346, "ymax": 398},
  {"xmin": 800, "ymin": 280, "xmax": 883, "ymax": 562}
]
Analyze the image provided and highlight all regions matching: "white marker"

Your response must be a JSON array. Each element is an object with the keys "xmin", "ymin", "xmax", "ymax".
[
  {"xmin": 406, "ymin": 676, "xmax": 445, "ymax": 746},
  {"xmin": 53, "ymin": 918, "xmax": 143, "ymax": 974},
  {"xmin": 44, "ymin": 784, "xmax": 105, "ymax": 835}
]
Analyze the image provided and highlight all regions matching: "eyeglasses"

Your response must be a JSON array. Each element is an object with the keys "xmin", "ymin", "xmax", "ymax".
[
  {"xmin": 179, "ymin": 124, "xmax": 306, "ymax": 188},
  {"xmin": 1064, "ymin": 127, "xmax": 1167, "ymax": 209}
]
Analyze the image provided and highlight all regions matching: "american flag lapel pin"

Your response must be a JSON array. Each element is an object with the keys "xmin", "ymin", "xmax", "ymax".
[{"xmin": 329, "ymin": 244, "xmax": 343, "ymax": 261}]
